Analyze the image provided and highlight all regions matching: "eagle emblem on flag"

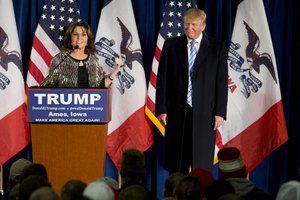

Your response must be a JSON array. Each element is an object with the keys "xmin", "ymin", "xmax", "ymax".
[
  {"xmin": 228, "ymin": 21, "xmax": 278, "ymax": 98},
  {"xmin": 95, "ymin": 18, "xmax": 142, "ymax": 95},
  {"xmin": 244, "ymin": 21, "xmax": 277, "ymax": 84},
  {"xmin": 0, "ymin": 27, "xmax": 22, "ymax": 90}
]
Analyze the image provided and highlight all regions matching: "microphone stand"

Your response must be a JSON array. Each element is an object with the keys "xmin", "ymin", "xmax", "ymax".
[
  {"xmin": 54, "ymin": 45, "xmax": 79, "ymax": 71},
  {"xmin": 39, "ymin": 45, "xmax": 79, "ymax": 87}
]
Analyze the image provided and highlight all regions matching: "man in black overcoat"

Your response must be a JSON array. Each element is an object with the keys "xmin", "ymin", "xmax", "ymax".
[{"xmin": 156, "ymin": 8, "xmax": 228, "ymax": 173}]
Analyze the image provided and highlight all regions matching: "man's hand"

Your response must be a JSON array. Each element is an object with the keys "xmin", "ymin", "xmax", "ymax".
[
  {"xmin": 157, "ymin": 113, "xmax": 168, "ymax": 126},
  {"xmin": 213, "ymin": 115, "xmax": 224, "ymax": 130}
]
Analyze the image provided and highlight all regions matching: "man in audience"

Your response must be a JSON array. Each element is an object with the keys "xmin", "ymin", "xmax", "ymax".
[
  {"xmin": 218, "ymin": 147, "xmax": 275, "ymax": 200},
  {"xmin": 83, "ymin": 181, "xmax": 114, "ymax": 200},
  {"xmin": 189, "ymin": 168, "xmax": 214, "ymax": 194},
  {"xmin": 174, "ymin": 175, "xmax": 203, "ymax": 200},
  {"xmin": 29, "ymin": 187, "xmax": 58, "ymax": 200},
  {"xmin": 9, "ymin": 159, "xmax": 32, "ymax": 190},
  {"xmin": 19, "ymin": 163, "xmax": 48, "ymax": 182},
  {"xmin": 60, "ymin": 180, "xmax": 87, "ymax": 200},
  {"xmin": 217, "ymin": 193, "xmax": 242, "ymax": 200},
  {"xmin": 97, "ymin": 177, "xmax": 118, "ymax": 191},
  {"xmin": 118, "ymin": 185, "xmax": 149, "ymax": 200},
  {"xmin": 18, "ymin": 175, "xmax": 51, "ymax": 200},
  {"xmin": 164, "ymin": 172, "xmax": 186, "ymax": 199},
  {"xmin": 118, "ymin": 148, "xmax": 158, "ymax": 200},
  {"xmin": 4, "ymin": 158, "xmax": 32, "ymax": 200},
  {"xmin": 204, "ymin": 180, "xmax": 235, "ymax": 200},
  {"xmin": 276, "ymin": 180, "xmax": 300, "ymax": 200}
]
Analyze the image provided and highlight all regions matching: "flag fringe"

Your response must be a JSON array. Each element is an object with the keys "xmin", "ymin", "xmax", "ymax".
[{"xmin": 145, "ymin": 106, "xmax": 165, "ymax": 136}]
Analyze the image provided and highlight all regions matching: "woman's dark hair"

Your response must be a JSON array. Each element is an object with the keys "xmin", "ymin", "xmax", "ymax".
[{"xmin": 62, "ymin": 20, "xmax": 96, "ymax": 54}]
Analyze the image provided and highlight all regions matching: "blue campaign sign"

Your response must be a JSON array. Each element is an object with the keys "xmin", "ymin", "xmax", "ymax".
[{"xmin": 28, "ymin": 88, "xmax": 110, "ymax": 123}]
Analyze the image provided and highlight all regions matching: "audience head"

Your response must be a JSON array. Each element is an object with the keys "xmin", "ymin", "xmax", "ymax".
[
  {"xmin": 204, "ymin": 180, "xmax": 235, "ymax": 200},
  {"xmin": 18, "ymin": 175, "xmax": 51, "ymax": 200},
  {"xmin": 96, "ymin": 176, "xmax": 118, "ymax": 191},
  {"xmin": 217, "ymin": 147, "xmax": 248, "ymax": 180},
  {"xmin": 164, "ymin": 172, "xmax": 186, "ymax": 198},
  {"xmin": 8, "ymin": 183, "xmax": 20, "ymax": 200},
  {"xmin": 83, "ymin": 181, "xmax": 114, "ymax": 200},
  {"xmin": 217, "ymin": 193, "xmax": 242, "ymax": 200},
  {"xmin": 60, "ymin": 179, "xmax": 87, "ymax": 200},
  {"xmin": 189, "ymin": 168, "xmax": 214, "ymax": 193},
  {"xmin": 19, "ymin": 163, "xmax": 48, "ymax": 182},
  {"xmin": 120, "ymin": 148, "xmax": 146, "ymax": 184},
  {"xmin": 175, "ymin": 175, "xmax": 203, "ymax": 200},
  {"xmin": 276, "ymin": 180, "xmax": 300, "ymax": 200},
  {"xmin": 118, "ymin": 184, "xmax": 149, "ymax": 200},
  {"xmin": 9, "ymin": 158, "xmax": 32, "ymax": 189},
  {"xmin": 29, "ymin": 187, "xmax": 58, "ymax": 200}
]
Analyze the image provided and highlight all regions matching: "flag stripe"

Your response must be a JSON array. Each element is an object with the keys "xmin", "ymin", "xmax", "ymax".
[
  {"xmin": 149, "ymin": 59, "xmax": 159, "ymax": 90},
  {"xmin": 34, "ymin": 25, "xmax": 60, "ymax": 57},
  {"xmin": 0, "ymin": 104, "xmax": 30, "ymax": 165},
  {"xmin": 29, "ymin": 48, "xmax": 49, "ymax": 79},
  {"xmin": 32, "ymin": 36, "xmax": 53, "ymax": 67},
  {"xmin": 145, "ymin": 106, "xmax": 165, "ymax": 135},
  {"xmin": 154, "ymin": 46, "xmax": 162, "ymax": 64},
  {"xmin": 25, "ymin": 72, "xmax": 39, "ymax": 89},
  {"xmin": 106, "ymin": 106, "xmax": 153, "ymax": 168},
  {"xmin": 224, "ymin": 101, "xmax": 288, "ymax": 171},
  {"xmin": 146, "ymin": 82, "xmax": 156, "ymax": 108},
  {"xmin": 28, "ymin": 60, "xmax": 45, "ymax": 85}
]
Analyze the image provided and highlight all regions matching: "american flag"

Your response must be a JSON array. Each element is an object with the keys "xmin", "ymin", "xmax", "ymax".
[
  {"xmin": 145, "ymin": 0, "xmax": 197, "ymax": 135},
  {"xmin": 26, "ymin": 0, "xmax": 81, "ymax": 87}
]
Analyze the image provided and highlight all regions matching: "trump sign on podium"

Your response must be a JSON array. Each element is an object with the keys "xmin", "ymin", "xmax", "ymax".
[{"xmin": 28, "ymin": 88, "xmax": 110, "ymax": 123}]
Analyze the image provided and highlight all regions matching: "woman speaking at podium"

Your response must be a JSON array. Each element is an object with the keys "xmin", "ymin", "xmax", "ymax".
[{"xmin": 40, "ymin": 20, "xmax": 121, "ymax": 87}]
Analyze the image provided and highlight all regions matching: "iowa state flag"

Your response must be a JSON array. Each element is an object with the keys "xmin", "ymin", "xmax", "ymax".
[
  {"xmin": 218, "ymin": 0, "xmax": 288, "ymax": 171},
  {"xmin": 95, "ymin": 0, "xmax": 153, "ymax": 169},
  {"xmin": 0, "ymin": 0, "xmax": 30, "ymax": 165}
]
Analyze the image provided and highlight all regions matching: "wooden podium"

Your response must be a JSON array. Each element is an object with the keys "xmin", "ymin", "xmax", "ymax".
[{"xmin": 28, "ymin": 88, "xmax": 110, "ymax": 193}]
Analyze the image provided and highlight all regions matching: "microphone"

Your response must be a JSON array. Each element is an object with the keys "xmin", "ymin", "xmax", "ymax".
[{"xmin": 74, "ymin": 45, "xmax": 79, "ymax": 50}]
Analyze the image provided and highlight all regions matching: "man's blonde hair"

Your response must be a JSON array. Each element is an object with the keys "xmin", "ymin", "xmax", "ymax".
[{"xmin": 184, "ymin": 8, "xmax": 207, "ymax": 25}]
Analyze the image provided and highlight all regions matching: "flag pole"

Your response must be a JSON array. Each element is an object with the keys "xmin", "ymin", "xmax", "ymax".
[
  {"xmin": 118, "ymin": 171, "xmax": 122, "ymax": 189},
  {"xmin": 0, "ymin": 165, "xmax": 3, "ymax": 196}
]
